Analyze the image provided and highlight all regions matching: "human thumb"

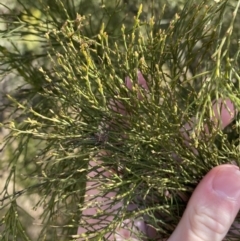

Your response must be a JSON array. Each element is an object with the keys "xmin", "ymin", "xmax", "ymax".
[{"xmin": 168, "ymin": 164, "xmax": 240, "ymax": 241}]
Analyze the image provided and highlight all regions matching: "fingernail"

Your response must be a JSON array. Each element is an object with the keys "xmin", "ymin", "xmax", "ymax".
[{"xmin": 212, "ymin": 165, "xmax": 240, "ymax": 200}]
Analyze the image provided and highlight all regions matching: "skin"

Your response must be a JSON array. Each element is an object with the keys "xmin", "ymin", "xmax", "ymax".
[{"xmin": 77, "ymin": 72, "xmax": 239, "ymax": 241}]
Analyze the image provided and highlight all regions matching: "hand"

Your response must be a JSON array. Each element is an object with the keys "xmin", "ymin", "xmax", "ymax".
[
  {"xmin": 77, "ymin": 71, "xmax": 238, "ymax": 240},
  {"xmin": 168, "ymin": 164, "xmax": 240, "ymax": 241}
]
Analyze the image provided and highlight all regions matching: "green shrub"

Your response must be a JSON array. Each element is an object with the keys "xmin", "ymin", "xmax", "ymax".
[{"xmin": 0, "ymin": 0, "xmax": 239, "ymax": 240}]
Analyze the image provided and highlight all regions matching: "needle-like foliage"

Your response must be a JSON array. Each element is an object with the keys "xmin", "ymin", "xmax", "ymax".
[{"xmin": 0, "ymin": 0, "xmax": 239, "ymax": 240}]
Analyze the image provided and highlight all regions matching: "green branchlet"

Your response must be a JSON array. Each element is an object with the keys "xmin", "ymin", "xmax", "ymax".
[{"xmin": 0, "ymin": 0, "xmax": 239, "ymax": 240}]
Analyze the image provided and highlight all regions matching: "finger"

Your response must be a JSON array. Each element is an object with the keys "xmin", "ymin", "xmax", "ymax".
[
  {"xmin": 125, "ymin": 70, "xmax": 149, "ymax": 91},
  {"xmin": 78, "ymin": 73, "xmax": 150, "ymax": 240},
  {"xmin": 212, "ymin": 98, "xmax": 236, "ymax": 129},
  {"xmin": 180, "ymin": 98, "xmax": 237, "ymax": 156},
  {"xmin": 182, "ymin": 98, "xmax": 236, "ymax": 138},
  {"xmin": 125, "ymin": 70, "xmax": 149, "ymax": 100},
  {"xmin": 77, "ymin": 158, "xmax": 120, "ymax": 240},
  {"xmin": 168, "ymin": 164, "xmax": 240, "ymax": 241},
  {"xmin": 78, "ymin": 157, "xmax": 148, "ymax": 240}
]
